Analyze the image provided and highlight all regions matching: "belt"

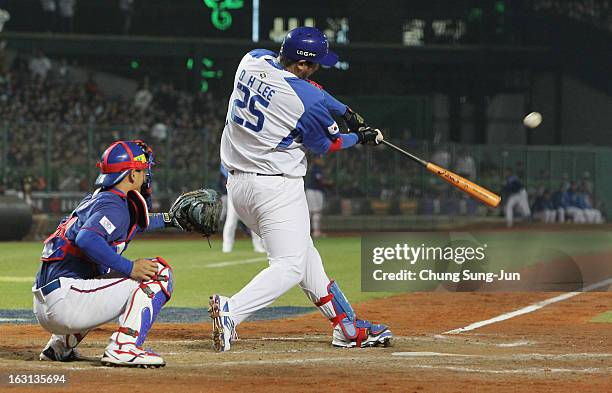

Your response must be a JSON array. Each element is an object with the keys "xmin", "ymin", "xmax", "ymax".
[
  {"xmin": 229, "ymin": 170, "xmax": 283, "ymax": 177},
  {"xmin": 39, "ymin": 279, "xmax": 61, "ymax": 296}
]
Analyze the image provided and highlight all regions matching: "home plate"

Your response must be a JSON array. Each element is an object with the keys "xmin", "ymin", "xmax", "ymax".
[{"xmin": 392, "ymin": 352, "xmax": 476, "ymax": 357}]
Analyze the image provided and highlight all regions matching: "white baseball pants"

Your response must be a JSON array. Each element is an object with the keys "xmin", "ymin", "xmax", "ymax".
[
  {"xmin": 583, "ymin": 208, "xmax": 603, "ymax": 224},
  {"xmin": 505, "ymin": 189, "xmax": 531, "ymax": 227},
  {"xmin": 533, "ymin": 209, "xmax": 556, "ymax": 223},
  {"xmin": 222, "ymin": 193, "xmax": 265, "ymax": 253},
  {"xmin": 33, "ymin": 276, "xmax": 140, "ymax": 335},
  {"xmin": 565, "ymin": 207, "xmax": 586, "ymax": 223},
  {"xmin": 225, "ymin": 172, "xmax": 330, "ymax": 325},
  {"xmin": 305, "ymin": 189, "xmax": 324, "ymax": 237}
]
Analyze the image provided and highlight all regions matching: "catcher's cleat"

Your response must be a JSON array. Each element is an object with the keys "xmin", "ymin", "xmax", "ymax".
[
  {"xmin": 39, "ymin": 345, "xmax": 84, "ymax": 362},
  {"xmin": 39, "ymin": 334, "xmax": 86, "ymax": 362},
  {"xmin": 208, "ymin": 294, "xmax": 237, "ymax": 352},
  {"xmin": 331, "ymin": 320, "xmax": 393, "ymax": 348},
  {"xmin": 101, "ymin": 344, "xmax": 165, "ymax": 368}
]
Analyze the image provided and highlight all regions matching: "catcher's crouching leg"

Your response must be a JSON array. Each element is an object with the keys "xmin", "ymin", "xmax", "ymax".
[
  {"xmin": 315, "ymin": 281, "xmax": 392, "ymax": 348},
  {"xmin": 39, "ymin": 332, "xmax": 88, "ymax": 362},
  {"xmin": 101, "ymin": 257, "xmax": 173, "ymax": 368}
]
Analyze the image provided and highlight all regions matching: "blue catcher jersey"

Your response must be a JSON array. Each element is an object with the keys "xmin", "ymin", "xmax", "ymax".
[
  {"xmin": 220, "ymin": 49, "xmax": 344, "ymax": 177},
  {"xmin": 36, "ymin": 189, "xmax": 144, "ymax": 287}
]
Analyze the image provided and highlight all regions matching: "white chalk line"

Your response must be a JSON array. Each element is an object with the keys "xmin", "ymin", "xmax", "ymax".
[
  {"xmin": 410, "ymin": 365, "xmax": 610, "ymax": 375},
  {"xmin": 0, "ymin": 318, "xmax": 29, "ymax": 322},
  {"xmin": 205, "ymin": 257, "xmax": 267, "ymax": 268},
  {"xmin": 391, "ymin": 352, "xmax": 612, "ymax": 361},
  {"xmin": 495, "ymin": 340, "xmax": 533, "ymax": 347},
  {"xmin": 0, "ymin": 276, "xmax": 33, "ymax": 283},
  {"xmin": 443, "ymin": 276, "xmax": 612, "ymax": 334},
  {"xmin": 392, "ymin": 351, "xmax": 476, "ymax": 358}
]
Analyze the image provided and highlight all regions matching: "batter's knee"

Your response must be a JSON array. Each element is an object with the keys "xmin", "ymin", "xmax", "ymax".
[{"xmin": 268, "ymin": 253, "xmax": 307, "ymax": 284}]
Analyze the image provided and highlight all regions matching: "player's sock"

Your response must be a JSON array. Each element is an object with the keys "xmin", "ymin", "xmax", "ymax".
[{"xmin": 314, "ymin": 281, "xmax": 392, "ymax": 348}]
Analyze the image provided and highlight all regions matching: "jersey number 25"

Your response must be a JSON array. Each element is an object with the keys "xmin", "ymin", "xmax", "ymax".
[{"xmin": 231, "ymin": 82, "xmax": 269, "ymax": 132}]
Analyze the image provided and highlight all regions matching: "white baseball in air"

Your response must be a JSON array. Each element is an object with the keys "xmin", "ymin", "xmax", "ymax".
[{"xmin": 523, "ymin": 112, "xmax": 542, "ymax": 128}]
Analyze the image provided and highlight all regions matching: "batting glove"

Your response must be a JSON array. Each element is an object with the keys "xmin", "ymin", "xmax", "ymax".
[{"xmin": 356, "ymin": 127, "xmax": 384, "ymax": 145}]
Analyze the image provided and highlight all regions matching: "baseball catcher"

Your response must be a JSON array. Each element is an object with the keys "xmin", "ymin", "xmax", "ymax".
[{"xmin": 33, "ymin": 140, "xmax": 220, "ymax": 368}]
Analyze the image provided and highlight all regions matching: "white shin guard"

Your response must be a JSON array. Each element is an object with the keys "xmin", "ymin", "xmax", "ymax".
[{"xmin": 111, "ymin": 257, "xmax": 173, "ymax": 348}]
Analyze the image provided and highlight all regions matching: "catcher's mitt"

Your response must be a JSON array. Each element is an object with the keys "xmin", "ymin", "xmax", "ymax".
[{"xmin": 169, "ymin": 188, "xmax": 222, "ymax": 236}]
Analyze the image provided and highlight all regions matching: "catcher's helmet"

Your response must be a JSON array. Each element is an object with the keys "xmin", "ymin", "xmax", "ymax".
[
  {"xmin": 95, "ymin": 140, "xmax": 154, "ymax": 189},
  {"xmin": 279, "ymin": 26, "xmax": 338, "ymax": 67}
]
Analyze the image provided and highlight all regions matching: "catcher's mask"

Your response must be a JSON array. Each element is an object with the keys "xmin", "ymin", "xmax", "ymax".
[{"xmin": 95, "ymin": 140, "xmax": 155, "ymax": 208}]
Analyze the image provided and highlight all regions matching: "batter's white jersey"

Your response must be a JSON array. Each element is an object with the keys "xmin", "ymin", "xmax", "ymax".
[{"xmin": 220, "ymin": 49, "xmax": 341, "ymax": 177}]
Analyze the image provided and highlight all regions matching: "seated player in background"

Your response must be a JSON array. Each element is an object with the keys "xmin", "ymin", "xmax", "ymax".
[
  {"xmin": 565, "ymin": 181, "xmax": 587, "ymax": 223},
  {"xmin": 577, "ymin": 183, "xmax": 603, "ymax": 223},
  {"xmin": 33, "ymin": 140, "xmax": 219, "ymax": 367},
  {"xmin": 551, "ymin": 183, "xmax": 569, "ymax": 223},
  {"xmin": 531, "ymin": 189, "xmax": 556, "ymax": 223}
]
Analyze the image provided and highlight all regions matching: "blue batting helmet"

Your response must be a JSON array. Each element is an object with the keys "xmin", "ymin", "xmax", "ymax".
[
  {"xmin": 279, "ymin": 26, "xmax": 338, "ymax": 67},
  {"xmin": 95, "ymin": 140, "xmax": 154, "ymax": 189}
]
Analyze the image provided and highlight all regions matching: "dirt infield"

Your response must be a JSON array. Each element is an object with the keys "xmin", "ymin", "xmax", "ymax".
[{"xmin": 1, "ymin": 289, "xmax": 610, "ymax": 393}]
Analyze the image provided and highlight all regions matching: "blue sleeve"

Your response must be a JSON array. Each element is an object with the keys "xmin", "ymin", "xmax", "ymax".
[
  {"xmin": 561, "ymin": 193, "xmax": 569, "ymax": 208},
  {"xmin": 75, "ymin": 230, "xmax": 134, "ymax": 277},
  {"xmin": 322, "ymin": 89, "xmax": 348, "ymax": 117},
  {"xmin": 248, "ymin": 49, "xmax": 278, "ymax": 58},
  {"xmin": 298, "ymin": 100, "xmax": 340, "ymax": 154},
  {"xmin": 338, "ymin": 133, "xmax": 359, "ymax": 149},
  {"xmin": 146, "ymin": 213, "xmax": 167, "ymax": 232},
  {"xmin": 286, "ymin": 77, "xmax": 354, "ymax": 155},
  {"xmin": 75, "ymin": 201, "xmax": 133, "ymax": 276}
]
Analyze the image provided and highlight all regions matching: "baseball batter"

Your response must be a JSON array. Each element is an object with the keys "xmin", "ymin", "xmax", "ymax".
[
  {"xmin": 210, "ymin": 26, "xmax": 392, "ymax": 351},
  {"xmin": 33, "ymin": 140, "xmax": 219, "ymax": 367}
]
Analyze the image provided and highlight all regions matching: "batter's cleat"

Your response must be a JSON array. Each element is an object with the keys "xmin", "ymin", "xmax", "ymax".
[
  {"xmin": 208, "ymin": 294, "xmax": 237, "ymax": 352},
  {"xmin": 39, "ymin": 334, "xmax": 86, "ymax": 362},
  {"xmin": 101, "ymin": 344, "xmax": 165, "ymax": 368},
  {"xmin": 332, "ymin": 319, "xmax": 393, "ymax": 348}
]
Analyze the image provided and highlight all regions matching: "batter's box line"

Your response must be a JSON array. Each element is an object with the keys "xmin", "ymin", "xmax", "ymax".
[
  {"xmin": 410, "ymin": 364, "xmax": 612, "ymax": 375},
  {"xmin": 442, "ymin": 276, "xmax": 612, "ymax": 335}
]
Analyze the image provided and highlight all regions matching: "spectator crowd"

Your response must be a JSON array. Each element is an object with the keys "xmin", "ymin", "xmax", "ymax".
[{"xmin": 1, "ymin": 51, "xmax": 225, "ymax": 193}]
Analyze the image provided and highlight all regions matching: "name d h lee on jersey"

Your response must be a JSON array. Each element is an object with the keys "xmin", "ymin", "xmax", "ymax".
[{"xmin": 238, "ymin": 69, "xmax": 276, "ymax": 102}]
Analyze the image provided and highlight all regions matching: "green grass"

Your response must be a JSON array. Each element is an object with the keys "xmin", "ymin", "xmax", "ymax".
[
  {"xmin": 1, "ymin": 231, "xmax": 611, "ymax": 310},
  {"xmin": 0, "ymin": 236, "xmax": 390, "ymax": 309},
  {"xmin": 591, "ymin": 311, "xmax": 612, "ymax": 323}
]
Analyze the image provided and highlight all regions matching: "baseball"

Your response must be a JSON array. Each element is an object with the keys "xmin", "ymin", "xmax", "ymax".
[{"xmin": 523, "ymin": 111, "xmax": 542, "ymax": 128}]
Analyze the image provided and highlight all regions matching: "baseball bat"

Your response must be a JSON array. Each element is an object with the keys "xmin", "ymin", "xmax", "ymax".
[{"xmin": 381, "ymin": 140, "xmax": 501, "ymax": 208}]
